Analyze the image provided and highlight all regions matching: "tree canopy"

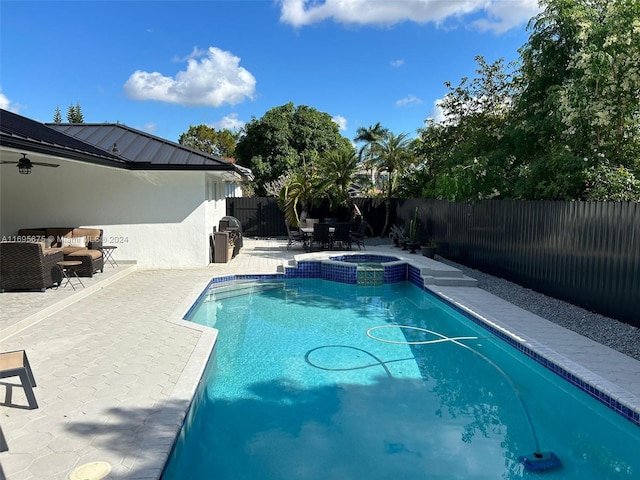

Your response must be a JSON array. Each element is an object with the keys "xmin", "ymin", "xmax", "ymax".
[
  {"xmin": 413, "ymin": 0, "xmax": 640, "ymax": 202},
  {"xmin": 235, "ymin": 102, "xmax": 353, "ymax": 195},
  {"xmin": 178, "ymin": 124, "xmax": 237, "ymax": 158}
]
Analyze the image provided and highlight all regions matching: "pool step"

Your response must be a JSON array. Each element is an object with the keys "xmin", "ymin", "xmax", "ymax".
[
  {"xmin": 421, "ymin": 274, "xmax": 477, "ymax": 287},
  {"xmin": 205, "ymin": 281, "xmax": 286, "ymax": 302}
]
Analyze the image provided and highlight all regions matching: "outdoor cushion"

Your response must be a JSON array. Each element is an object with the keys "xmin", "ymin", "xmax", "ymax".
[
  {"xmin": 66, "ymin": 249, "xmax": 103, "ymax": 260},
  {"xmin": 45, "ymin": 228, "xmax": 73, "ymax": 247},
  {"xmin": 72, "ymin": 228, "xmax": 101, "ymax": 243},
  {"xmin": 60, "ymin": 246, "xmax": 87, "ymax": 254},
  {"xmin": 61, "ymin": 236, "xmax": 86, "ymax": 248}
]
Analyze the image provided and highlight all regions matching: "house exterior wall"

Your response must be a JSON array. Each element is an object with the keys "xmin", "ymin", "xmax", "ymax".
[{"xmin": 0, "ymin": 157, "xmax": 230, "ymax": 268}]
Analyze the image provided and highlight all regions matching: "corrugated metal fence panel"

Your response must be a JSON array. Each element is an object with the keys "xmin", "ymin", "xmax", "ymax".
[
  {"xmin": 227, "ymin": 197, "xmax": 286, "ymax": 237},
  {"xmin": 396, "ymin": 199, "xmax": 638, "ymax": 327}
]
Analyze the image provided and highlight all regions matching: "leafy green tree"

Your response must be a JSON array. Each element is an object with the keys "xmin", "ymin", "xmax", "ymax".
[
  {"xmin": 514, "ymin": 0, "xmax": 640, "ymax": 199},
  {"xmin": 53, "ymin": 106, "xmax": 62, "ymax": 123},
  {"xmin": 415, "ymin": 57, "xmax": 520, "ymax": 201},
  {"xmin": 178, "ymin": 124, "xmax": 237, "ymax": 158},
  {"xmin": 66, "ymin": 102, "xmax": 84, "ymax": 123},
  {"xmin": 583, "ymin": 161, "xmax": 640, "ymax": 202},
  {"xmin": 554, "ymin": 0, "xmax": 640, "ymax": 172},
  {"xmin": 235, "ymin": 102, "xmax": 352, "ymax": 195},
  {"xmin": 407, "ymin": 0, "xmax": 640, "ymax": 202}
]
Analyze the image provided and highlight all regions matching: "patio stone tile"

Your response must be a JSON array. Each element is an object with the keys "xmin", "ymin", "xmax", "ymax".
[
  {"xmin": 48, "ymin": 433, "xmax": 93, "ymax": 452},
  {"xmin": 28, "ymin": 451, "xmax": 80, "ymax": 477},
  {"xmin": 5, "ymin": 431, "xmax": 53, "ymax": 453},
  {"xmin": 0, "ymin": 451, "xmax": 36, "ymax": 476}
]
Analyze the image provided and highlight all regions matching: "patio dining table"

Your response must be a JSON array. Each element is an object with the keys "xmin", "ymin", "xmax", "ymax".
[{"xmin": 299, "ymin": 225, "xmax": 353, "ymax": 251}]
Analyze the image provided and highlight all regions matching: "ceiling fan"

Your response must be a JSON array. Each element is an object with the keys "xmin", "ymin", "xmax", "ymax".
[{"xmin": 1, "ymin": 153, "xmax": 60, "ymax": 174}]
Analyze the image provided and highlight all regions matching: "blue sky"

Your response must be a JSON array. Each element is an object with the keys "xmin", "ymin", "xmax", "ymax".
[{"xmin": 1, "ymin": 0, "xmax": 540, "ymax": 144}]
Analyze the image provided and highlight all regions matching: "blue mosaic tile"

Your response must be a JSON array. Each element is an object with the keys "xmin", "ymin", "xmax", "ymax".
[
  {"xmin": 321, "ymin": 263, "xmax": 357, "ymax": 284},
  {"xmin": 384, "ymin": 264, "xmax": 407, "ymax": 283}
]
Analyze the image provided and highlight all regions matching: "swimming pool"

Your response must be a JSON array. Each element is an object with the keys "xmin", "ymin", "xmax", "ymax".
[{"xmin": 162, "ymin": 279, "xmax": 640, "ymax": 479}]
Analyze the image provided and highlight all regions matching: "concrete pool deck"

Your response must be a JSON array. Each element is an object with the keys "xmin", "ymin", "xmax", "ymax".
[{"xmin": 1, "ymin": 238, "xmax": 639, "ymax": 479}]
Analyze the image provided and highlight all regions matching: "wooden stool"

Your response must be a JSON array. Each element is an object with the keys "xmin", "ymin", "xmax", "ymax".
[{"xmin": 0, "ymin": 350, "xmax": 38, "ymax": 409}]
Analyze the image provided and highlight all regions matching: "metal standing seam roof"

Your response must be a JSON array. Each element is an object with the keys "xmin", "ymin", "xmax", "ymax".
[
  {"xmin": 0, "ymin": 109, "xmax": 252, "ymax": 179},
  {"xmin": 47, "ymin": 123, "xmax": 252, "ymax": 178},
  {"xmin": 0, "ymin": 109, "xmax": 126, "ymax": 166}
]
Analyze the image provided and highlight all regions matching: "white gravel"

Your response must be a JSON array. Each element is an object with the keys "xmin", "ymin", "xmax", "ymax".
[{"xmin": 435, "ymin": 256, "xmax": 640, "ymax": 362}]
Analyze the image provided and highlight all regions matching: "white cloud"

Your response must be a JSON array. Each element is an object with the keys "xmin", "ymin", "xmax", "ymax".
[
  {"xmin": 332, "ymin": 114, "xmax": 347, "ymax": 131},
  {"xmin": 124, "ymin": 46, "xmax": 256, "ymax": 107},
  {"xmin": 279, "ymin": 0, "xmax": 541, "ymax": 32},
  {"xmin": 427, "ymin": 98, "xmax": 446, "ymax": 123},
  {"xmin": 395, "ymin": 94, "xmax": 423, "ymax": 107},
  {"xmin": 390, "ymin": 59, "xmax": 404, "ymax": 67},
  {"xmin": 142, "ymin": 122, "xmax": 157, "ymax": 133},
  {"xmin": 211, "ymin": 113, "xmax": 245, "ymax": 131},
  {"xmin": 0, "ymin": 91, "xmax": 10, "ymax": 110},
  {"xmin": 0, "ymin": 89, "xmax": 19, "ymax": 112},
  {"xmin": 473, "ymin": 0, "xmax": 541, "ymax": 33}
]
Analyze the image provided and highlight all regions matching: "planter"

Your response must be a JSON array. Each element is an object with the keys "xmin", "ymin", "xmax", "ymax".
[
  {"xmin": 407, "ymin": 242, "xmax": 420, "ymax": 254},
  {"xmin": 421, "ymin": 246, "xmax": 437, "ymax": 259}
]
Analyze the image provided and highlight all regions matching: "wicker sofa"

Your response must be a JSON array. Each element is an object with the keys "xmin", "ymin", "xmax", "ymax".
[
  {"xmin": 17, "ymin": 228, "xmax": 104, "ymax": 277},
  {"xmin": 0, "ymin": 242, "xmax": 64, "ymax": 292}
]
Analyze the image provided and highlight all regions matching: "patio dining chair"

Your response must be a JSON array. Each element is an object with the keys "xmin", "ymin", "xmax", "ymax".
[
  {"xmin": 285, "ymin": 220, "xmax": 304, "ymax": 250},
  {"xmin": 351, "ymin": 221, "xmax": 368, "ymax": 250},
  {"xmin": 312, "ymin": 223, "xmax": 331, "ymax": 250},
  {"xmin": 0, "ymin": 350, "xmax": 38, "ymax": 409},
  {"xmin": 332, "ymin": 222, "xmax": 352, "ymax": 250}
]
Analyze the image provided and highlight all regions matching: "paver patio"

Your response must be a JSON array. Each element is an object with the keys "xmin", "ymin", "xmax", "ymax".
[{"xmin": 1, "ymin": 238, "xmax": 639, "ymax": 479}]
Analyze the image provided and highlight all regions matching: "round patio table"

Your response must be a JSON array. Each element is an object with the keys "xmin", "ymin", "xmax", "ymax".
[{"xmin": 56, "ymin": 260, "xmax": 85, "ymax": 290}]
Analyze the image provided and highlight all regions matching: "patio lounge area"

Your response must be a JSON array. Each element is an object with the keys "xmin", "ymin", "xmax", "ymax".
[{"xmin": 1, "ymin": 238, "xmax": 639, "ymax": 479}]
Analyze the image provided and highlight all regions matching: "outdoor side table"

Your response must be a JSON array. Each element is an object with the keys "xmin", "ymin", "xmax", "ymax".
[
  {"xmin": 56, "ymin": 260, "xmax": 85, "ymax": 290},
  {"xmin": 99, "ymin": 245, "xmax": 118, "ymax": 267}
]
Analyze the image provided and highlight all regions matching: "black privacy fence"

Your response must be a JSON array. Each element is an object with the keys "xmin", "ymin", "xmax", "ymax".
[{"xmin": 228, "ymin": 197, "xmax": 639, "ymax": 326}]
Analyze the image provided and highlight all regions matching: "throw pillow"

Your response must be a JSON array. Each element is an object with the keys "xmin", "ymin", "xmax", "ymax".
[{"xmin": 61, "ymin": 236, "xmax": 87, "ymax": 248}]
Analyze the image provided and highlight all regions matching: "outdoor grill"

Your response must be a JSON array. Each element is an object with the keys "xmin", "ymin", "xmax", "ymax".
[{"xmin": 219, "ymin": 215, "xmax": 243, "ymax": 255}]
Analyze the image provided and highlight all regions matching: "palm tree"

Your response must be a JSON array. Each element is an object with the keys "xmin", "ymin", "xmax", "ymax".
[
  {"xmin": 354, "ymin": 123, "xmax": 390, "ymax": 187},
  {"xmin": 354, "ymin": 123, "xmax": 389, "ymax": 160},
  {"xmin": 363, "ymin": 131, "xmax": 415, "ymax": 237},
  {"xmin": 318, "ymin": 148, "xmax": 359, "ymax": 211},
  {"xmin": 278, "ymin": 164, "xmax": 330, "ymax": 227}
]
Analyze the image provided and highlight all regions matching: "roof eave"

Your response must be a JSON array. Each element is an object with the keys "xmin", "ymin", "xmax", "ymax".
[{"xmin": 0, "ymin": 136, "xmax": 130, "ymax": 168}]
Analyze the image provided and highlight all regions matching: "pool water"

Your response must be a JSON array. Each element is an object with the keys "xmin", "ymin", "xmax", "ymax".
[{"xmin": 162, "ymin": 279, "xmax": 640, "ymax": 479}]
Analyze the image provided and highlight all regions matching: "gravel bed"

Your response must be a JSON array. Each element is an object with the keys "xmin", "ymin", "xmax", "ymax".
[{"xmin": 435, "ymin": 256, "xmax": 640, "ymax": 362}]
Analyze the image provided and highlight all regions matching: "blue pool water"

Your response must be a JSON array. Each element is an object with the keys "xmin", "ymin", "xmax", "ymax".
[{"xmin": 162, "ymin": 279, "xmax": 640, "ymax": 479}]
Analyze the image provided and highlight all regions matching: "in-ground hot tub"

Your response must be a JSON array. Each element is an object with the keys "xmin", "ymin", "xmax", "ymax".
[{"xmin": 327, "ymin": 254, "xmax": 406, "ymax": 285}]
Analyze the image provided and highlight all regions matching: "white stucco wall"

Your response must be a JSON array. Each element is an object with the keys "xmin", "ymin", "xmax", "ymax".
[{"xmin": 0, "ymin": 156, "xmax": 229, "ymax": 268}]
